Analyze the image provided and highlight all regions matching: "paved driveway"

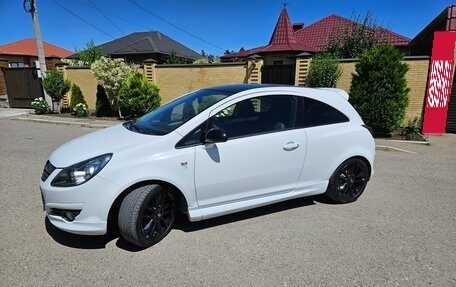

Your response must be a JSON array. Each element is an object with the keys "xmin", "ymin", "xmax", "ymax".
[{"xmin": 0, "ymin": 119, "xmax": 455, "ymax": 286}]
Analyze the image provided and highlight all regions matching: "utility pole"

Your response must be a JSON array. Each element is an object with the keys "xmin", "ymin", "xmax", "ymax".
[{"xmin": 24, "ymin": 0, "xmax": 52, "ymax": 106}]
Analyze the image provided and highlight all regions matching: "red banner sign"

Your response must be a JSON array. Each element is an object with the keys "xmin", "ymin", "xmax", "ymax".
[{"xmin": 422, "ymin": 31, "xmax": 456, "ymax": 134}]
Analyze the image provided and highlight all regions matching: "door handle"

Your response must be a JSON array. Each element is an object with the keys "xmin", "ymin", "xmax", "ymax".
[{"xmin": 283, "ymin": 142, "xmax": 299, "ymax": 151}]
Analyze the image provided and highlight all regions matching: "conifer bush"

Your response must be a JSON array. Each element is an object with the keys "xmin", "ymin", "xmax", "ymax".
[
  {"xmin": 95, "ymin": 85, "xmax": 115, "ymax": 117},
  {"xmin": 349, "ymin": 45, "xmax": 410, "ymax": 135},
  {"xmin": 117, "ymin": 72, "xmax": 161, "ymax": 117},
  {"xmin": 70, "ymin": 84, "xmax": 87, "ymax": 110}
]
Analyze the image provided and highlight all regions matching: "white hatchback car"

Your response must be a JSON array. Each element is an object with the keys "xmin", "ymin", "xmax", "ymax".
[{"xmin": 40, "ymin": 84, "xmax": 375, "ymax": 247}]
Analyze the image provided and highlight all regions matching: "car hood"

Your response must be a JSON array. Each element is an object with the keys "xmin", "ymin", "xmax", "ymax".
[{"xmin": 49, "ymin": 124, "xmax": 159, "ymax": 167}]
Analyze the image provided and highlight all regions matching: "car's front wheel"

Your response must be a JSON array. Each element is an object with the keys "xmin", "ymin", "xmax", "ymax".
[
  {"xmin": 118, "ymin": 184, "xmax": 175, "ymax": 248},
  {"xmin": 326, "ymin": 158, "xmax": 369, "ymax": 203}
]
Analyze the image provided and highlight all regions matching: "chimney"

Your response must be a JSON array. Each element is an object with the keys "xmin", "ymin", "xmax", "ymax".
[{"xmin": 293, "ymin": 22, "xmax": 304, "ymax": 31}]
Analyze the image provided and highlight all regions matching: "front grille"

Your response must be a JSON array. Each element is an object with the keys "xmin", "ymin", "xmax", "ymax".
[{"xmin": 41, "ymin": 161, "xmax": 56, "ymax": 182}]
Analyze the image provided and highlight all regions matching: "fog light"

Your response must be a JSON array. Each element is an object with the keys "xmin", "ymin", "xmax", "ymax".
[
  {"xmin": 63, "ymin": 211, "xmax": 76, "ymax": 222},
  {"xmin": 49, "ymin": 208, "xmax": 81, "ymax": 222}
]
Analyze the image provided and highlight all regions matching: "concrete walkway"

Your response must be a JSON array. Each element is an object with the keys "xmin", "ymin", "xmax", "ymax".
[
  {"xmin": 0, "ymin": 108, "xmax": 33, "ymax": 119},
  {"xmin": 11, "ymin": 113, "xmax": 120, "ymax": 128},
  {"xmin": 0, "ymin": 108, "xmax": 120, "ymax": 128}
]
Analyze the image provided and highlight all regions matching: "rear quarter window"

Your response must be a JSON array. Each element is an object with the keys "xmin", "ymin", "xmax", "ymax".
[{"xmin": 298, "ymin": 97, "xmax": 349, "ymax": 128}]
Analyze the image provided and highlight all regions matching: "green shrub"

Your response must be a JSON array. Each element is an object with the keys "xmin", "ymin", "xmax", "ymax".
[
  {"xmin": 31, "ymin": 97, "xmax": 50, "ymax": 114},
  {"xmin": 307, "ymin": 53, "xmax": 342, "ymax": 87},
  {"xmin": 70, "ymin": 84, "xmax": 87, "ymax": 110},
  {"xmin": 42, "ymin": 71, "xmax": 71, "ymax": 103},
  {"xmin": 349, "ymin": 45, "xmax": 410, "ymax": 135},
  {"xmin": 95, "ymin": 85, "xmax": 115, "ymax": 117},
  {"xmin": 118, "ymin": 72, "xmax": 161, "ymax": 117},
  {"xmin": 73, "ymin": 103, "xmax": 89, "ymax": 117},
  {"xmin": 401, "ymin": 117, "xmax": 422, "ymax": 140}
]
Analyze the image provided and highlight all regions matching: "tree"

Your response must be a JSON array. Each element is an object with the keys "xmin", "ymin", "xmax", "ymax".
[
  {"xmin": 117, "ymin": 72, "xmax": 161, "ymax": 117},
  {"xmin": 306, "ymin": 53, "xmax": 342, "ymax": 87},
  {"xmin": 325, "ymin": 12, "xmax": 384, "ymax": 58},
  {"xmin": 95, "ymin": 84, "xmax": 115, "ymax": 117},
  {"xmin": 74, "ymin": 39, "xmax": 103, "ymax": 66},
  {"xmin": 166, "ymin": 50, "xmax": 186, "ymax": 64},
  {"xmin": 69, "ymin": 84, "xmax": 87, "ymax": 110},
  {"xmin": 42, "ymin": 70, "xmax": 71, "ymax": 113},
  {"xmin": 91, "ymin": 56, "xmax": 131, "ymax": 114},
  {"xmin": 349, "ymin": 45, "xmax": 409, "ymax": 135}
]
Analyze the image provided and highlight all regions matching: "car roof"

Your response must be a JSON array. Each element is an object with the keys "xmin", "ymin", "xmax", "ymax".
[
  {"xmin": 202, "ymin": 84, "xmax": 350, "ymax": 101},
  {"xmin": 202, "ymin": 84, "xmax": 277, "ymax": 94}
]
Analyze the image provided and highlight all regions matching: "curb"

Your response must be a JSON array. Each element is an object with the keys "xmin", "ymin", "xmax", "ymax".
[
  {"xmin": 375, "ymin": 145, "xmax": 418, "ymax": 154},
  {"xmin": 386, "ymin": 139, "xmax": 430, "ymax": 145},
  {"xmin": 11, "ymin": 117, "xmax": 115, "ymax": 128}
]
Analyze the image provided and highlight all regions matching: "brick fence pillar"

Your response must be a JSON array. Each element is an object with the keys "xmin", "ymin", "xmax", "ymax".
[
  {"xmin": 0, "ymin": 58, "xmax": 9, "ymax": 97},
  {"xmin": 55, "ymin": 62, "xmax": 70, "ymax": 109},
  {"xmin": 143, "ymin": 59, "xmax": 157, "ymax": 83},
  {"xmin": 247, "ymin": 55, "xmax": 263, "ymax": 84},
  {"xmin": 295, "ymin": 53, "xmax": 312, "ymax": 86}
]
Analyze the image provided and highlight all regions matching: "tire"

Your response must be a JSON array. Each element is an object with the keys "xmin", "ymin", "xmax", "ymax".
[
  {"xmin": 325, "ymin": 158, "xmax": 369, "ymax": 203},
  {"xmin": 118, "ymin": 184, "xmax": 175, "ymax": 248}
]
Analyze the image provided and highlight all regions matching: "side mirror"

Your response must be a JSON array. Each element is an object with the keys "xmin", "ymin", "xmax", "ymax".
[{"xmin": 204, "ymin": 128, "xmax": 228, "ymax": 143}]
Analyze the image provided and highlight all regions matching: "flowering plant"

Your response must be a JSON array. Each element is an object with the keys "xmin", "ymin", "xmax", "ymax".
[
  {"xmin": 91, "ymin": 56, "xmax": 131, "ymax": 110},
  {"xmin": 73, "ymin": 103, "xmax": 89, "ymax": 117},
  {"xmin": 31, "ymin": 97, "xmax": 50, "ymax": 114}
]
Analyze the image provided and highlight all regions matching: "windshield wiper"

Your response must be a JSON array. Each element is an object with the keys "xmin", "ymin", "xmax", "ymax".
[{"xmin": 123, "ymin": 120, "xmax": 145, "ymax": 133}]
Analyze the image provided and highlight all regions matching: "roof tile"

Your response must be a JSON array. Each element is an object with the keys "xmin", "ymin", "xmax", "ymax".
[
  {"xmin": 222, "ymin": 9, "xmax": 410, "ymax": 60},
  {"xmin": 0, "ymin": 38, "xmax": 73, "ymax": 58}
]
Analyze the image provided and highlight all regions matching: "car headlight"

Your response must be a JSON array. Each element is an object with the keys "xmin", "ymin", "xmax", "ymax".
[{"xmin": 51, "ymin": 153, "xmax": 112, "ymax": 187}]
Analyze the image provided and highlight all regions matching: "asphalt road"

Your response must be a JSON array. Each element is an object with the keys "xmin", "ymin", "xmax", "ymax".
[{"xmin": 1, "ymin": 119, "xmax": 455, "ymax": 286}]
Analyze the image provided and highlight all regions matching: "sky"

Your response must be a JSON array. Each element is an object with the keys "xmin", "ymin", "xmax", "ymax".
[{"xmin": 0, "ymin": 0, "xmax": 454, "ymax": 57}]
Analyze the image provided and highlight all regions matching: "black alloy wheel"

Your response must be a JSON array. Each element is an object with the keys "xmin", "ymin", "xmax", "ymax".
[
  {"xmin": 118, "ymin": 184, "xmax": 175, "ymax": 248},
  {"xmin": 326, "ymin": 158, "xmax": 369, "ymax": 203}
]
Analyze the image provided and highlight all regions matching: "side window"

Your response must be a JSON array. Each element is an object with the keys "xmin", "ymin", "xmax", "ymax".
[
  {"xmin": 299, "ymin": 97, "xmax": 349, "ymax": 128},
  {"xmin": 209, "ymin": 95, "xmax": 296, "ymax": 139}
]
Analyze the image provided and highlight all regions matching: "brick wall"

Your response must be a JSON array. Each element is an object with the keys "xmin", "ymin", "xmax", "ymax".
[
  {"xmin": 336, "ymin": 57, "xmax": 430, "ymax": 123},
  {"xmin": 0, "ymin": 59, "xmax": 8, "ymax": 96},
  {"xmin": 151, "ymin": 62, "xmax": 247, "ymax": 104},
  {"xmin": 63, "ymin": 57, "xmax": 430, "ymax": 123},
  {"xmin": 405, "ymin": 58, "xmax": 430, "ymax": 121},
  {"xmin": 64, "ymin": 67, "xmax": 98, "ymax": 109}
]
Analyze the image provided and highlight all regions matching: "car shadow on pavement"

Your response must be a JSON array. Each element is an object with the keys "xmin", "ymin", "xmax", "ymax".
[
  {"xmin": 45, "ymin": 195, "xmax": 331, "ymax": 251},
  {"xmin": 174, "ymin": 195, "xmax": 320, "ymax": 232},
  {"xmin": 45, "ymin": 217, "xmax": 118, "ymax": 249}
]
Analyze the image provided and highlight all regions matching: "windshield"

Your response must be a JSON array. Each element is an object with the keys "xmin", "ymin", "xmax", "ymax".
[{"xmin": 124, "ymin": 88, "xmax": 234, "ymax": 135}]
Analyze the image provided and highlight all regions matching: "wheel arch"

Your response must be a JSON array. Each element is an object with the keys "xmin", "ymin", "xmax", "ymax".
[{"xmin": 106, "ymin": 180, "xmax": 189, "ymax": 233}]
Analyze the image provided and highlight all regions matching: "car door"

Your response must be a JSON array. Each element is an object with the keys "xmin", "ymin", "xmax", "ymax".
[{"xmin": 194, "ymin": 94, "xmax": 307, "ymax": 207}]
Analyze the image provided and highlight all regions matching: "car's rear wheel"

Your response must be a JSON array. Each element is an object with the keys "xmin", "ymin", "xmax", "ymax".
[
  {"xmin": 326, "ymin": 158, "xmax": 369, "ymax": 203},
  {"xmin": 118, "ymin": 184, "xmax": 175, "ymax": 248}
]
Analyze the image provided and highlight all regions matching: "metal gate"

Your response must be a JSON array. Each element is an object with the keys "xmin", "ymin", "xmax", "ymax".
[
  {"xmin": 261, "ymin": 65, "xmax": 295, "ymax": 85},
  {"xmin": 446, "ymin": 70, "xmax": 456, "ymax": 133},
  {"xmin": 2, "ymin": 67, "xmax": 44, "ymax": 108}
]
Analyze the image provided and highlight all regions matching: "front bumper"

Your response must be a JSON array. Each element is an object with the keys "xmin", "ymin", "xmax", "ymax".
[{"xmin": 40, "ymin": 170, "xmax": 121, "ymax": 236}]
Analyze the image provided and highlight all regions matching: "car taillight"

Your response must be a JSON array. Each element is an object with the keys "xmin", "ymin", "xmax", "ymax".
[{"xmin": 362, "ymin": 124, "xmax": 374, "ymax": 136}]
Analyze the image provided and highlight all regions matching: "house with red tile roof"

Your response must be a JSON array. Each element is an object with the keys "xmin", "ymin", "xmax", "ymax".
[
  {"xmin": 221, "ymin": 8, "xmax": 410, "ymax": 62},
  {"xmin": 0, "ymin": 38, "xmax": 73, "ymax": 69}
]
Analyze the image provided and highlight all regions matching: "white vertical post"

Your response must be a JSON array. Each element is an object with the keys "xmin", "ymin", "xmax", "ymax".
[{"xmin": 29, "ymin": 0, "xmax": 52, "ymax": 106}]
